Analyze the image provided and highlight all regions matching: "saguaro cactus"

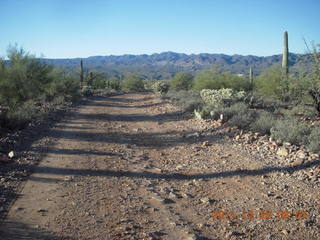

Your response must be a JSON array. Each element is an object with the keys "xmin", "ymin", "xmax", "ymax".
[
  {"xmin": 80, "ymin": 60, "xmax": 84, "ymax": 87},
  {"xmin": 282, "ymin": 31, "xmax": 289, "ymax": 75},
  {"xmin": 249, "ymin": 67, "xmax": 253, "ymax": 85}
]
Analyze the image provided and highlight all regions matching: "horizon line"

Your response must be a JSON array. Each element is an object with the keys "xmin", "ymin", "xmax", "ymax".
[{"xmin": 40, "ymin": 51, "xmax": 306, "ymax": 60}]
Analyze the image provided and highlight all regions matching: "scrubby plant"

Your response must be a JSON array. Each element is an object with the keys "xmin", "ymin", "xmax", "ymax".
[
  {"xmin": 250, "ymin": 111, "xmax": 276, "ymax": 134},
  {"xmin": 162, "ymin": 90, "xmax": 203, "ymax": 112},
  {"xmin": 307, "ymin": 126, "xmax": 320, "ymax": 153},
  {"xmin": 151, "ymin": 81, "xmax": 170, "ymax": 95},
  {"xmin": 280, "ymin": 105, "xmax": 318, "ymax": 118},
  {"xmin": 193, "ymin": 66, "xmax": 251, "ymax": 92},
  {"xmin": 171, "ymin": 72, "xmax": 193, "ymax": 91},
  {"xmin": 108, "ymin": 77, "xmax": 121, "ymax": 91},
  {"xmin": 254, "ymin": 65, "xmax": 289, "ymax": 101},
  {"xmin": 270, "ymin": 118, "xmax": 311, "ymax": 145},
  {"xmin": 228, "ymin": 103, "xmax": 256, "ymax": 128},
  {"xmin": 1, "ymin": 100, "xmax": 44, "ymax": 129},
  {"xmin": 122, "ymin": 73, "xmax": 144, "ymax": 91},
  {"xmin": 200, "ymin": 88, "xmax": 245, "ymax": 107},
  {"xmin": 81, "ymin": 86, "xmax": 94, "ymax": 97},
  {"xmin": 209, "ymin": 102, "xmax": 251, "ymax": 122}
]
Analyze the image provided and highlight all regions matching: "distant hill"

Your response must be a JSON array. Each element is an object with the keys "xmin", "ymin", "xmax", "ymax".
[{"xmin": 42, "ymin": 52, "xmax": 311, "ymax": 80}]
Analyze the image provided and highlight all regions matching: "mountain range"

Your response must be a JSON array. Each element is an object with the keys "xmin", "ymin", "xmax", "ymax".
[{"xmin": 43, "ymin": 52, "xmax": 311, "ymax": 79}]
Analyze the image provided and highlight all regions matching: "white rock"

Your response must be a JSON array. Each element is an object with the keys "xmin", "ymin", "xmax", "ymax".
[{"xmin": 8, "ymin": 151, "xmax": 14, "ymax": 158}]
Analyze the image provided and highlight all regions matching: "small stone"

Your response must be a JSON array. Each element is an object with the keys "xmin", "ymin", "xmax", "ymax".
[
  {"xmin": 200, "ymin": 197, "xmax": 210, "ymax": 203},
  {"xmin": 8, "ymin": 151, "xmax": 14, "ymax": 158},
  {"xmin": 277, "ymin": 147, "xmax": 289, "ymax": 157},
  {"xmin": 182, "ymin": 193, "xmax": 193, "ymax": 198},
  {"xmin": 152, "ymin": 195, "xmax": 165, "ymax": 202},
  {"xmin": 184, "ymin": 233, "xmax": 197, "ymax": 240},
  {"xmin": 281, "ymin": 229, "xmax": 289, "ymax": 235},
  {"xmin": 169, "ymin": 192, "xmax": 180, "ymax": 199},
  {"xmin": 202, "ymin": 141, "xmax": 210, "ymax": 147},
  {"xmin": 297, "ymin": 151, "xmax": 307, "ymax": 159}
]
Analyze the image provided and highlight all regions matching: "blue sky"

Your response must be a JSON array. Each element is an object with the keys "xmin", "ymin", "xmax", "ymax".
[{"xmin": 0, "ymin": 0, "xmax": 319, "ymax": 58}]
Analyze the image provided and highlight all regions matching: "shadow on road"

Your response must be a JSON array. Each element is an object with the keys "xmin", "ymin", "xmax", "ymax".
[
  {"xmin": 25, "ymin": 159, "xmax": 320, "ymax": 182},
  {"xmin": 0, "ymin": 220, "xmax": 75, "ymax": 240}
]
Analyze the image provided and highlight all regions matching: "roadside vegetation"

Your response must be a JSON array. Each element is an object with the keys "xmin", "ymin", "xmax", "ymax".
[
  {"xmin": 0, "ymin": 46, "xmax": 129, "ymax": 130},
  {"xmin": 153, "ymin": 43, "xmax": 320, "ymax": 153}
]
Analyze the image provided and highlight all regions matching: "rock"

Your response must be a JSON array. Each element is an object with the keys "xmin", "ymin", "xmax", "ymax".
[
  {"xmin": 8, "ymin": 151, "xmax": 14, "ymax": 158},
  {"xmin": 152, "ymin": 195, "xmax": 165, "ymax": 202},
  {"xmin": 291, "ymin": 158, "xmax": 304, "ymax": 166},
  {"xmin": 184, "ymin": 233, "xmax": 197, "ymax": 240},
  {"xmin": 37, "ymin": 208, "xmax": 47, "ymax": 213},
  {"xmin": 202, "ymin": 141, "xmax": 211, "ymax": 147},
  {"xmin": 200, "ymin": 197, "xmax": 210, "ymax": 203},
  {"xmin": 281, "ymin": 230, "xmax": 289, "ymax": 235},
  {"xmin": 296, "ymin": 151, "xmax": 307, "ymax": 159},
  {"xmin": 235, "ymin": 135, "xmax": 241, "ymax": 141},
  {"xmin": 304, "ymin": 171, "xmax": 313, "ymax": 177},
  {"xmin": 169, "ymin": 192, "xmax": 180, "ymax": 199},
  {"xmin": 277, "ymin": 147, "xmax": 289, "ymax": 157},
  {"xmin": 182, "ymin": 193, "xmax": 193, "ymax": 198}
]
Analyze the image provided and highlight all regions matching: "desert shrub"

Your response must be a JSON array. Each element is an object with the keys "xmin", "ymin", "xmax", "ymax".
[
  {"xmin": 0, "ymin": 46, "xmax": 54, "ymax": 107},
  {"xmin": 228, "ymin": 103, "xmax": 256, "ymax": 128},
  {"xmin": 270, "ymin": 118, "xmax": 311, "ymax": 145},
  {"xmin": 152, "ymin": 81, "xmax": 170, "ymax": 95},
  {"xmin": 1, "ymin": 100, "xmax": 43, "ymax": 129},
  {"xmin": 81, "ymin": 86, "xmax": 94, "ymax": 97},
  {"xmin": 171, "ymin": 72, "xmax": 193, "ymax": 91},
  {"xmin": 250, "ymin": 111, "xmax": 276, "ymax": 134},
  {"xmin": 91, "ymin": 75, "xmax": 107, "ymax": 89},
  {"xmin": 280, "ymin": 105, "xmax": 318, "ymax": 118},
  {"xmin": 254, "ymin": 65, "xmax": 289, "ymax": 101},
  {"xmin": 200, "ymin": 88, "xmax": 245, "ymax": 107},
  {"xmin": 122, "ymin": 73, "xmax": 144, "ymax": 91},
  {"xmin": 46, "ymin": 70, "xmax": 81, "ymax": 101},
  {"xmin": 307, "ymin": 126, "xmax": 320, "ymax": 152},
  {"xmin": 162, "ymin": 90, "xmax": 203, "ymax": 112},
  {"xmin": 108, "ymin": 77, "xmax": 121, "ymax": 91},
  {"xmin": 208, "ymin": 102, "xmax": 252, "ymax": 124},
  {"xmin": 193, "ymin": 66, "xmax": 251, "ymax": 92}
]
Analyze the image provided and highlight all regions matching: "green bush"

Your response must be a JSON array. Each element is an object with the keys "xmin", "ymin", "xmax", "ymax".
[
  {"xmin": 171, "ymin": 72, "xmax": 193, "ymax": 91},
  {"xmin": 108, "ymin": 77, "xmax": 121, "ymax": 91},
  {"xmin": 0, "ymin": 46, "xmax": 54, "ymax": 107},
  {"xmin": 46, "ymin": 70, "xmax": 81, "ymax": 101},
  {"xmin": 254, "ymin": 65, "xmax": 289, "ymax": 100},
  {"xmin": 307, "ymin": 126, "xmax": 320, "ymax": 153},
  {"xmin": 122, "ymin": 73, "xmax": 144, "ymax": 91},
  {"xmin": 193, "ymin": 66, "xmax": 251, "ymax": 92},
  {"xmin": 250, "ymin": 111, "xmax": 276, "ymax": 134},
  {"xmin": 270, "ymin": 118, "xmax": 311, "ymax": 145}
]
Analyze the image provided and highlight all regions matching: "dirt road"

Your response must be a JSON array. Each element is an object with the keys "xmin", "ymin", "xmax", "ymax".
[{"xmin": 0, "ymin": 93, "xmax": 319, "ymax": 240}]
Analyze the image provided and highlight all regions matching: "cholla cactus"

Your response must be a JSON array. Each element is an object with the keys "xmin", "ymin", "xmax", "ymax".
[
  {"xmin": 200, "ymin": 88, "xmax": 245, "ymax": 107},
  {"xmin": 151, "ymin": 81, "xmax": 169, "ymax": 95}
]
